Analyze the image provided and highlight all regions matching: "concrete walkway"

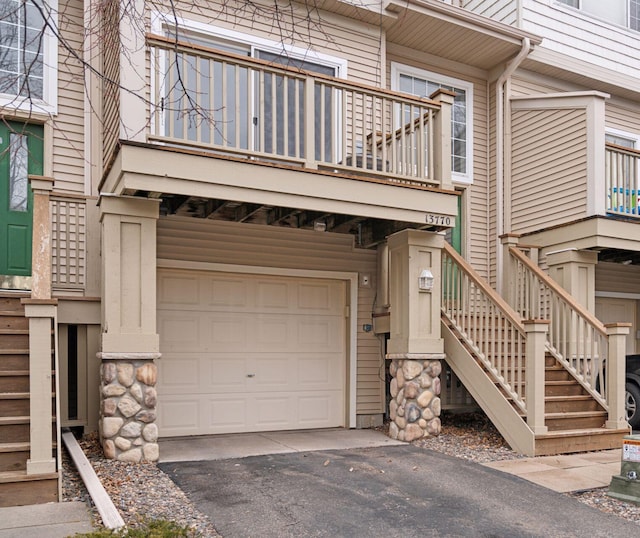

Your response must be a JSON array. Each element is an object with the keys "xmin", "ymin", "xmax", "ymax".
[
  {"xmin": 483, "ymin": 449, "xmax": 622, "ymax": 493},
  {"xmin": 159, "ymin": 428, "xmax": 405, "ymax": 462},
  {"xmin": 0, "ymin": 501, "xmax": 93, "ymax": 538}
]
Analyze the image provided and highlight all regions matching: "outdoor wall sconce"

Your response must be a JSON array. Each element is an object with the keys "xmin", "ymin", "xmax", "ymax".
[{"xmin": 418, "ymin": 269, "xmax": 434, "ymax": 292}]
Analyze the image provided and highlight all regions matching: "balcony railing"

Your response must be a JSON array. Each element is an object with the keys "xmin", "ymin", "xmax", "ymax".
[
  {"xmin": 606, "ymin": 142, "xmax": 639, "ymax": 218},
  {"xmin": 147, "ymin": 35, "xmax": 451, "ymax": 187}
]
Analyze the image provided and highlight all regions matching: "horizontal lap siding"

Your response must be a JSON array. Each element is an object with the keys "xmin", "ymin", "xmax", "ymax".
[
  {"xmin": 157, "ymin": 217, "xmax": 383, "ymax": 414},
  {"xmin": 460, "ymin": 0, "xmax": 518, "ymax": 25},
  {"xmin": 596, "ymin": 262, "xmax": 640, "ymax": 295},
  {"xmin": 511, "ymin": 107, "xmax": 588, "ymax": 233},
  {"xmin": 54, "ymin": 0, "xmax": 85, "ymax": 193}
]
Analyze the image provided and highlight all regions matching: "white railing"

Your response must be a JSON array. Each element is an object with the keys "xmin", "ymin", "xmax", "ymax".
[
  {"xmin": 442, "ymin": 243, "xmax": 527, "ymax": 414},
  {"xmin": 507, "ymin": 247, "xmax": 608, "ymax": 408},
  {"xmin": 147, "ymin": 35, "xmax": 448, "ymax": 186},
  {"xmin": 606, "ymin": 143, "xmax": 639, "ymax": 218}
]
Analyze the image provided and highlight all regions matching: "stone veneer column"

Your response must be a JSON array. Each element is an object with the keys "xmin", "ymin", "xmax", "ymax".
[
  {"xmin": 99, "ymin": 196, "xmax": 160, "ymax": 462},
  {"xmin": 386, "ymin": 230, "xmax": 445, "ymax": 441}
]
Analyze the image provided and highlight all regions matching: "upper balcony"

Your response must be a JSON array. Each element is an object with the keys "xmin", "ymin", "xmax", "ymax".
[
  {"xmin": 509, "ymin": 91, "xmax": 640, "ymax": 258},
  {"xmin": 100, "ymin": 35, "xmax": 459, "ymax": 239}
]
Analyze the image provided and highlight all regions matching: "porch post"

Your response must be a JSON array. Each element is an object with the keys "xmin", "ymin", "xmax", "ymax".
[
  {"xmin": 98, "ymin": 196, "xmax": 161, "ymax": 462},
  {"xmin": 431, "ymin": 89, "xmax": 455, "ymax": 191},
  {"xmin": 23, "ymin": 175, "xmax": 57, "ymax": 474},
  {"xmin": 386, "ymin": 230, "xmax": 445, "ymax": 442},
  {"xmin": 606, "ymin": 323, "xmax": 632, "ymax": 429},
  {"xmin": 524, "ymin": 319, "xmax": 549, "ymax": 435},
  {"xmin": 546, "ymin": 249, "xmax": 598, "ymax": 313},
  {"xmin": 500, "ymin": 233, "xmax": 520, "ymax": 305}
]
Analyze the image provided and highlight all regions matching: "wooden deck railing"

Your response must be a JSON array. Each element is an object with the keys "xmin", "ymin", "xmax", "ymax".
[
  {"xmin": 507, "ymin": 247, "xmax": 608, "ymax": 408},
  {"xmin": 441, "ymin": 243, "xmax": 527, "ymax": 414},
  {"xmin": 606, "ymin": 142, "xmax": 639, "ymax": 218},
  {"xmin": 147, "ymin": 35, "xmax": 449, "ymax": 187}
]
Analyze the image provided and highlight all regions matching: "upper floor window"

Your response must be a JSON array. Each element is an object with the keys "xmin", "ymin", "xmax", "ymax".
[
  {"xmin": 391, "ymin": 62, "xmax": 473, "ymax": 184},
  {"xmin": 557, "ymin": 0, "xmax": 640, "ymax": 32},
  {"xmin": 0, "ymin": 0, "xmax": 57, "ymax": 112}
]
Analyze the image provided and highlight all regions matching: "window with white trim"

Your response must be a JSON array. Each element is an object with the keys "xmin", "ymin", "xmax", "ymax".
[
  {"xmin": 154, "ymin": 16, "xmax": 346, "ymax": 161},
  {"xmin": 0, "ymin": 0, "xmax": 57, "ymax": 112},
  {"xmin": 391, "ymin": 63, "xmax": 473, "ymax": 184}
]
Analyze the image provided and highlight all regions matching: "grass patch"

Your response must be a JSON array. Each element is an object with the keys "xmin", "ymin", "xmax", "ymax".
[{"xmin": 74, "ymin": 519, "xmax": 200, "ymax": 537}]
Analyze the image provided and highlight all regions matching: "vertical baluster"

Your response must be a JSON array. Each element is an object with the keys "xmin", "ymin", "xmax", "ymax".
[
  {"xmin": 271, "ymin": 72, "xmax": 277, "ymax": 155},
  {"xmin": 283, "ymin": 75, "xmax": 289, "ymax": 157},
  {"xmin": 417, "ymin": 107, "xmax": 424, "ymax": 179},
  {"xmin": 221, "ymin": 61, "xmax": 228, "ymax": 146},
  {"xmin": 428, "ymin": 109, "xmax": 434, "ymax": 181},
  {"xmin": 319, "ymin": 83, "xmax": 325, "ymax": 162}
]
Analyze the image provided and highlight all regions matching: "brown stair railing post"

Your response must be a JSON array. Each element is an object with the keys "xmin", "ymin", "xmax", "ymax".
[
  {"xmin": 606, "ymin": 323, "xmax": 632, "ymax": 430},
  {"xmin": 524, "ymin": 319, "xmax": 549, "ymax": 434}
]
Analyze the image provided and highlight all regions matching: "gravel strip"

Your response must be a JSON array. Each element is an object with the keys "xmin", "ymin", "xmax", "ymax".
[
  {"xmin": 63, "ymin": 414, "xmax": 640, "ymax": 534},
  {"xmin": 62, "ymin": 432, "xmax": 220, "ymax": 537}
]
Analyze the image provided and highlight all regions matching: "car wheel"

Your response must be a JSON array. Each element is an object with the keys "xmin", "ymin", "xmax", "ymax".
[{"xmin": 626, "ymin": 382, "xmax": 640, "ymax": 429}]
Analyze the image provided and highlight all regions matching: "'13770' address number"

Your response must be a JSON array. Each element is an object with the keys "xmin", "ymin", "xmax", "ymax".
[{"xmin": 425, "ymin": 214, "xmax": 452, "ymax": 227}]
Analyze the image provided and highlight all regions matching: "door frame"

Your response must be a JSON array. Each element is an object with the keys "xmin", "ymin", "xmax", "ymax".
[{"xmin": 157, "ymin": 258, "xmax": 359, "ymax": 428}]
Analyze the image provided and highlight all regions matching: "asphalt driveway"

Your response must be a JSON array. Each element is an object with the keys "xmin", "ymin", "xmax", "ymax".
[{"xmin": 159, "ymin": 444, "xmax": 637, "ymax": 537}]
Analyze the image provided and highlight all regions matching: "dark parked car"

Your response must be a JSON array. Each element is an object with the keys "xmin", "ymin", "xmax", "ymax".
[{"xmin": 626, "ymin": 354, "xmax": 640, "ymax": 429}]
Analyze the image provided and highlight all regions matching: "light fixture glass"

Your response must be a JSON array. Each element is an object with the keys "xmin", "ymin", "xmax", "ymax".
[{"xmin": 418, "ymin": 269, "xmax": 434, "ymax": 291}]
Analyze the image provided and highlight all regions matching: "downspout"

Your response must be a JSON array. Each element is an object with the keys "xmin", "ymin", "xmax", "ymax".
[{"xmin": 495, "ymin": 36, "xmax": 531, "ymax": 296}]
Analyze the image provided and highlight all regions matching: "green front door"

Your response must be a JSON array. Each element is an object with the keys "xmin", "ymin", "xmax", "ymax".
[{"xmin": 0, "ymin": 122, "xmax": 44, "ymax": 288}]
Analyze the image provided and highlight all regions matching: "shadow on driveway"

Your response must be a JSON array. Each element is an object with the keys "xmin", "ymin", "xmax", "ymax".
[{"xmin": 159, "ymin": 445, "xmax": 634, "ymax": 537}]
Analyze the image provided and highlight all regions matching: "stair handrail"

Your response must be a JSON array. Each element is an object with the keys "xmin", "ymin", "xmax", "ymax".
[
  {"xmin": 508, "ymin": 246, "xmax": 608, "ymax": 408},
  {"xmin": 442, "ymin": 242, "xmax": 527, "ymax": 413}
]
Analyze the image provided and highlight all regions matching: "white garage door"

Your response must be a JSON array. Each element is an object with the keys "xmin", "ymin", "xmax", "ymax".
[{"xmin": 157, "ymin": 268, "xmax": 347, "ymax": 437}]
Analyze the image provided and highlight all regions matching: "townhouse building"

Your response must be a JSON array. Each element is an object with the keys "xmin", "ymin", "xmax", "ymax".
[{"xmin": 0, "ymin": 0, "xmax": 637, "ymax": 505}]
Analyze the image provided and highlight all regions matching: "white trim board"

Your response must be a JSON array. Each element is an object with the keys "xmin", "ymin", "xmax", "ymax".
[
  {"xmin": 157, "ymin": 258, "xmax": 359, "ymax": 429},
  {"xmin": 595, "ymin": 291, "xmax": 640, "ymax": 300}
]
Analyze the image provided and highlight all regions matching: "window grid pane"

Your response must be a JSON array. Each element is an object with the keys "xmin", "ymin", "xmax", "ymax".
[
  {"xmin": 399, "ymin": 74, "xmax": 467, "ymax": 175},
  {"xmin": 0, "ymin": 0, "xmax": 45, "ymax": 99}
]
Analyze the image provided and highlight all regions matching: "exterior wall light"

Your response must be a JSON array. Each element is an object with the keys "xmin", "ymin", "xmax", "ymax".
[{"xmin": 418, "ymin": 269, "xmax": 434, "ymax": 292}]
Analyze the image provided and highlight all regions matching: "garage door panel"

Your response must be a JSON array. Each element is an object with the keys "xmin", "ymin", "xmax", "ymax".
[
  {"xmin": 158, "ymin": 269, "xmax": 347, "ymax": 437},
  {"xmin": 208, "ymin": 277, "xmax": 249, "ymax": 308},
  {"xmin": 157, "ymin": 274, "xmax": 201, "ymax": 307},
  {"xmin": 158, "ymin": 397, "xmax": 200, "ymax": 435},
  {"xmin": 158, "ymin": 313, "xmax": 202, "ymax": 352},
  {"xmin": 158, "ymin": 354, "xmax": 202, "ymax": 392}
]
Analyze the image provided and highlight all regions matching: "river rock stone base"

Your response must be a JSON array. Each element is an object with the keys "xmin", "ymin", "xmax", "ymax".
[
  {"xmin": 388, "ymin": 359, "xmax": 442, "ymax": 442},
  {"xmin": 99, "ymin": 359, "xmax": 159, "ymax": 462}
]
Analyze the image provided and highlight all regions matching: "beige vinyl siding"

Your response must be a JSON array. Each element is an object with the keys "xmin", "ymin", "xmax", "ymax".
[
  {"xmin": 460, "ymin": 0, "xmax": 518, "ymax": 26},
  {"xmin": 596, "ymin": 262, "xmax": 640, "ymax": 295},
  {"xmin": 156, "ymin": 217, "xmax": 383, "ymax": 414},
  {"xmin": 510, "ymin": 107, "xmax": 588, "ymax": 234},
  {"xmin": 53, "ymin": 0, "xmax": 85, "ymax": 193},
  {"xmin": 521, "ymin": 1, "xmax": 640, "ymax": 76},
  {"xmin": 164, "ymin": 0, "xmax": 384, "ymax": 87},
  {"xmin": 101, "ymin": 0, "xmax": 121, "ymax": 172},
  {"xmin": 606, "ymin": 100, "xmax": 640, "ymax": 136}
]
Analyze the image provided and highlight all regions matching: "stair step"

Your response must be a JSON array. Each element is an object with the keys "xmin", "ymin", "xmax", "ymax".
[
  {"xmin": 0, "ymin": 349, "xmax": 29, "ymax": 355},
  {"xmin": 0, "ymin": 416, "xmax": 29, "ymax": 426},
  {"xmin": 545, "ymin": 410, "xmax": 608, "ymax": 431},
  {"xmin": 0, "ymin": 442, "xmax": 30, "ymax": 453},
  {"xmin": 0, "ymin": 392, "xmax": 29, "ymax": 399},
  {"xmin": 0, "ymin": 470, "xmax": 59, "ymax": 507},
  {"xmin": 0, "ymin": 371, "xmax": 29, "ymax": 392},
  {"xmin": 0, "ymin": 329, "xmax": 28, "ymax": 335},
  {"xmin": 534, "ymin": 427, "xmax": 630, "ymax": 456},
  {"xmin": 545, "ymin": 395, "xmax": 604, "ymax": 413}
]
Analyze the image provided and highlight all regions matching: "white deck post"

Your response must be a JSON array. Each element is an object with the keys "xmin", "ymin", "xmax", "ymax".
[
  {"xmin": 524, "ymin": 319, "xmax": 549, "ymax": 434},
  {"xmin": 606, "ymin": 323, "xmax": 632, "ymax": 429}
]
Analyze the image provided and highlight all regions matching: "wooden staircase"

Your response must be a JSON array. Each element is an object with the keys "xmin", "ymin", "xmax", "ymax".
[
  {"xmin": 0, "ymin": 293, "xmax": 58, "ymax": 507},
  {"xmin": 442, "ymin": 316, "xmax": 628, "ymax": 455}
]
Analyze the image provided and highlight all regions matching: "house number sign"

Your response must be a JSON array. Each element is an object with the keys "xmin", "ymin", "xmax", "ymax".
[{"xmin": 425, "ymin": 214, "xmax": 453, "ymax": 227}]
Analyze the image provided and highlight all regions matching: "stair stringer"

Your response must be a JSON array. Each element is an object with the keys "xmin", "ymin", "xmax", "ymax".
[{"xmin": 442, "ymin": 319, "xmax": 535, "ymax": 456}]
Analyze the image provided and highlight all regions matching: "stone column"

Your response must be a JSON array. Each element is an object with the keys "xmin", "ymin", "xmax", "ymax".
[
  {"xmin": 98, "ymin": 196, "xmax": 161, "ymax": 462},
  {"xmin": 546, "ymin": 249, "xmax": 598, "ymax": 313},
  {"xmin": 386, "ymin": 230, "xmax": 445, "ymax": 441}
]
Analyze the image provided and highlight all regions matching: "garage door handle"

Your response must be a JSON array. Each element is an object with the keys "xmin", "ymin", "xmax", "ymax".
[{"xmin": 247, "ymin": 374, "xmax": 256, "ymax": 378}]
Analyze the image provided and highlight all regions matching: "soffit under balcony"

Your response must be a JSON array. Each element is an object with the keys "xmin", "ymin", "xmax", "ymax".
[
  {"xmin": 329, "ymin": 0, "xmax": 542, "ymax": 71},
  {"xmin": 522, "ymin": 216, "xmax": 640, "ymax": 262},
  {"xmin": 101, "ymin": 142, "xmax": 459, "ymax": 248}
]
